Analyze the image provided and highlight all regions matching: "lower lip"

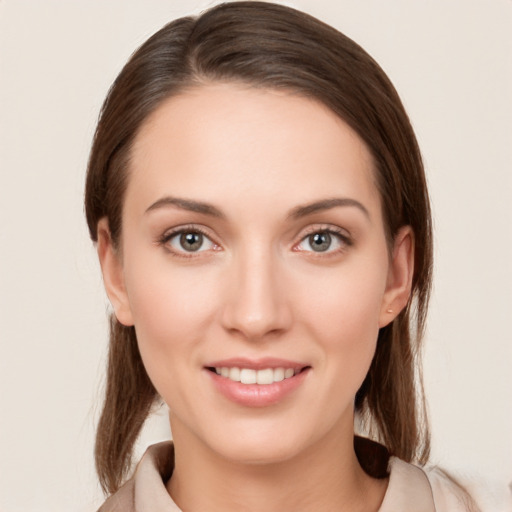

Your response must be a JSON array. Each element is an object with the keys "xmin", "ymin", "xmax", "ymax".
[{"xmin": 206, "ymin": 368, "xmax": 310, "ymax": 407}]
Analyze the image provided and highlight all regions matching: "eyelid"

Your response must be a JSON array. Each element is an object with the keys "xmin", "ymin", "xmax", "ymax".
[
  {"xmin": 293, "ymin": 224, "xmax": 353, "ymax": 254},
  {"xmin": 158, "ymin": 224, "xmax": 222, "ymax": 256}
]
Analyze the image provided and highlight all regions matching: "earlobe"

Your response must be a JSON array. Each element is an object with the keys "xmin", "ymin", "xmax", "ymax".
[
  {"xmin": 379, "ymin": 226, "xmax": 415, "ymax": 328},
  {"xmin": 96, "ymin": 218, "xmax": 134, "ymax": 326}
]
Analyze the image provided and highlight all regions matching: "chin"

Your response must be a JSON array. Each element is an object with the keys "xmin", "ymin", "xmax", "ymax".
[
  {"xmin": 197, "ymin": 416, "xmax": 328, "ymax": 467},
  {"xmin": 216, "ymin": 436, "xmax": 306, "ymax": 466}
]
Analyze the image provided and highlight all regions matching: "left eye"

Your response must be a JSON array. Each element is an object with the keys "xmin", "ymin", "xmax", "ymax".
[
  {"xmin": 296, "ymin": 230, "xmax": 345, "ymax": 253},
  {"xmin": 167, "ymin": 231, "xmax": 216, "ymax": 253}
]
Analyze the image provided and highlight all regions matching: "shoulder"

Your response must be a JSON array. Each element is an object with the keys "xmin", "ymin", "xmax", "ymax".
[
  {"xmin": 381, "ymin": 457, "xmax": 481, "ymax": 512},
  {"xmin": 423, "ymin": 466, "xmax": 482, "ymax": 512},
  {"xmin": 356, "ymin": 436, "xmax": 474, "ymax": 511},
  {"xmin": 96, "ymin": 478, "xmax": 135, "ymax": 512},
  {"xmin": 380, "ymin": 457, "xmax": 435, "ymax": 511},
  {"xmin": 422, "ymin": 466, "xmax": 512, "ymax": 512},
  {"xmin": 96, "ymin": 442, "xmax": 176, "ymax": 512}
]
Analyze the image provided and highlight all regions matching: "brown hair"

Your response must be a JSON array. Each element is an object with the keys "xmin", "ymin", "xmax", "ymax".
[{"xmin": 85, "ymin": 1, "xmax": 433, "ymax": 495}]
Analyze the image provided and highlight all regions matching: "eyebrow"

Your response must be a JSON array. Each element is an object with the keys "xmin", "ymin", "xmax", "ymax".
[
  {"xmin": 145, "ymin": 196, "xmax": 225, "ymax": 218},
  {"xmin": 145, "ymin": 195, "xmax": 369, "ymax": 221},
  {"xmin": 288, "ymin": 198, "xmax": 370, "ymax": 220}
]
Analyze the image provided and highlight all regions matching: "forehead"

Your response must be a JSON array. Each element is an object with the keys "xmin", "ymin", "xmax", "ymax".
[{"xmin": 126, "ymin": 83, "xmax": 380, "ymax": 218}]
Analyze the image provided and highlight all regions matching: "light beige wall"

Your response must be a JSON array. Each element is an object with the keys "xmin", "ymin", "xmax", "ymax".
[{"xmin": 0, "ymin": 1, "xmax": 510, "ymax": 510}]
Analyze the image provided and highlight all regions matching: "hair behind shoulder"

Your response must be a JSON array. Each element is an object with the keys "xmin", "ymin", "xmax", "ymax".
[{"xmin": 85, "ymin": 1, "xmax": 433, "ymax": 495}]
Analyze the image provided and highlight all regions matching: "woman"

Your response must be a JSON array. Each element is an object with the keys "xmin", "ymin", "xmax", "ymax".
[{"xmin": 85, "ymin": 2, "xmax": 477, "ymax": 510}]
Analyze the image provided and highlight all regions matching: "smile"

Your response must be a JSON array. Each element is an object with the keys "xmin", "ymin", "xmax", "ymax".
[
  {"xmin": 213, "ymin": 367, "xmax": 298, "ymax": 385},
  {"xmin": 205, "ymin": 359, "xmax": 310, "ymax": 407}
]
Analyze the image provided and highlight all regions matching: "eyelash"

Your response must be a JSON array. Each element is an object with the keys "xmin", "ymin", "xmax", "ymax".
[
  {"xmin": 294, "ymin": 226, "xmax": 353, "ymax": 256},
  {"xmin": 157, "ymin": 225, "xmax": 220, "ymax": 259},
  {"xmin": 157, "ymin": 224, "xmax": 353, "ymax": 258}
]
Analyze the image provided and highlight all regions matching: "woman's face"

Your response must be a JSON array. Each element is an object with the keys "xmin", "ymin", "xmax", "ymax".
[{"xmin": 99, "ymin": 83, "xmax": 412, "ymax": 465}]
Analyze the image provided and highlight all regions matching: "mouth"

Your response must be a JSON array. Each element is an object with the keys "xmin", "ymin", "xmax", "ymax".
[
  {"xmin": 206, "ymin": 366, "xmax": 309, "ymax": 385},
  {"xmin": 204, "ymin": 358, "xmax": 311, "ymax": 406}
]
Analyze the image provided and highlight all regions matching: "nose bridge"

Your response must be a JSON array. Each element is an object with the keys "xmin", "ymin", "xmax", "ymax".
[{"xmin": 221, "ymin": 241, "xmax": 291, "ymax": 339}]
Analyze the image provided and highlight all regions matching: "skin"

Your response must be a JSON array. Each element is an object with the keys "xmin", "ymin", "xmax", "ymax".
[{"xmin": 98, "ymin": 83, "xmax": 414, "ymax": 511}]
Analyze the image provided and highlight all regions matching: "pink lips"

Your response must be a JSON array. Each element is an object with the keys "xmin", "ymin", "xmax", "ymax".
[{"xmin": 205, "ymin": 358, "xmax": 310, "ymax": 407}]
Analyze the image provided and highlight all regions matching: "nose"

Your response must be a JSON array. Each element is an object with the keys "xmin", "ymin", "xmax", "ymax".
[{"xmin": 220, "ymin": 247, "xmax": 292, "ymax": 341}]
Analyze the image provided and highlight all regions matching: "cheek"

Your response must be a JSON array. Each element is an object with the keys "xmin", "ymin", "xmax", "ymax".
[
  {"xmin": 125, "ymin": 244, "xmax": 218, "ymax": 324},
  {"xmin": 292, "ymin": 257, "xmax": 387, "ymax": 382},
  {"xmin": 296, "ymin": 259, "xmax": 387, "ymax": 336},
  {"xmin": 122, "ymin": 254, "xmax": 220, "ymax": 378}
]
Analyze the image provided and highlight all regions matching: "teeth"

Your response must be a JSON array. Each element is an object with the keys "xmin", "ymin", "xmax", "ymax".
[
  {"xmin": 273, "ymin": 368, "xmax": 285, "ymax": 382},
  {"xmin": 214, "ymin": 367, "xmax": 299, "ymax": 385},
  {"xmin": 256, "ymin": 368, "xmax": 273, "ymax": 385},
  {"xmin": 240, "ymin": 368, "xmax": 257, "ymax": 384},
  {"xmin": 229, "ymin": 367, "xmax": 241, "ymax": 382}
]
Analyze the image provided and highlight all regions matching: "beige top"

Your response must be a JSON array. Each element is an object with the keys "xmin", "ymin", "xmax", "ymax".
[{"xmin": 97, "ymin": 441, "xmax": 476, "ymax": 511}]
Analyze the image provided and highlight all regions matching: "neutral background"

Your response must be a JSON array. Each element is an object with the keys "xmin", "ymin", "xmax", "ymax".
[{"xmin": 1, "ymin": 1, "xmax": 511, "ymax": 510}]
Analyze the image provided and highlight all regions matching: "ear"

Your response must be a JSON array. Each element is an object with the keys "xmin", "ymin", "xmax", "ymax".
[
  {"xmin": 96, "ymin": 218, "xmax": 134, "ymax": 326},
  {"xmin": 379, "ymin": 226, "xmax": 415, "ymax": 328}
]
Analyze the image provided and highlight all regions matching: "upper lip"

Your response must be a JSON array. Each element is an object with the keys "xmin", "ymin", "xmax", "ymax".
[{"xmin": 205, "ymin": 357, "xmax": 309, "ymax": 371}]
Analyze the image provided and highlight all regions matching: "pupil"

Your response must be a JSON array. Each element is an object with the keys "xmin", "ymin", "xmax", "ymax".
[
  {"xmin": 180, "ymin": 232, "xmax": 203, "ymax": 251},
  {"xmin": 310, "ymin": 232, "xmax": 331, "ymax": 252}
]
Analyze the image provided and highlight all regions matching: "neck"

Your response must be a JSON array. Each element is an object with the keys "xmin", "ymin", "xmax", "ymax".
[{"xmin": 167, "ymin": 418, "xmax": 387, "ymax": 512}]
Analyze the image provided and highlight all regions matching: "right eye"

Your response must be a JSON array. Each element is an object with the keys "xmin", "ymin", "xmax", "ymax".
[{"xmin": 162, "ymin": 229, "xmax": 218, "ymax": 255}]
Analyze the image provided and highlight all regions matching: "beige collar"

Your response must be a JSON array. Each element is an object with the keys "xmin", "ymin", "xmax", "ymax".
[{"xmin": 99, "ymin": 440, "xmax": 437, "ymax": 511}]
